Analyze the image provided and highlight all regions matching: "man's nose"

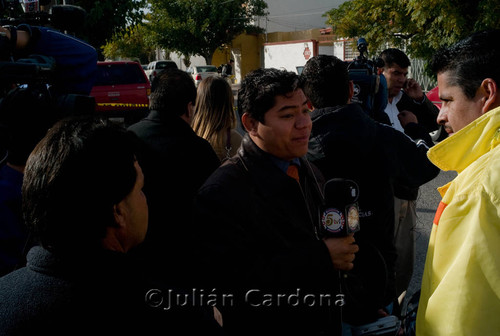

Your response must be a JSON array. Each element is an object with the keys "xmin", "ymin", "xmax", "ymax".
[
  {"xmin": 296, "ymin": 113, "xmax": 312, "ymax": 129},
  {"xmin": 437, "ymin": 108, "xmax": 447, "ymax": 125}
]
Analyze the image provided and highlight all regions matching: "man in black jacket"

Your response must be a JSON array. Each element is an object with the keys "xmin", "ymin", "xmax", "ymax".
[
  {"xmin": 128, "ymin": 69, "xmax": 220, "ymax": 284},
  {"xmin": 190, "ymin": 68, "xmax": 359, "ymax": 336},
  {"xmin": 301, "ymin": 55, "xmax": 440, "ymax": 330},
  {"xmin": 378, "ymin": 49, "xmax": 441, "ymax": 299},
  {"xmin": 0, "ymin": 117, "xmax": 222, "ymax": 335}
]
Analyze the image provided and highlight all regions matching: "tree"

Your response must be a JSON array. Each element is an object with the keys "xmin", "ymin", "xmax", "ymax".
[
  {"xmin": 325, "ymin": 0, "xmax": 500, "ymax": 62},
  {"xmin": 102, "ymin": 23, "xmax": 156, "ymax": 63},
  {"xmin": 73, "ymin": 0, "xmax": 147, "ymax": 58},
  {"xmin": 147, "ymin": 0, "xmax": 268, "ymax": 65}
]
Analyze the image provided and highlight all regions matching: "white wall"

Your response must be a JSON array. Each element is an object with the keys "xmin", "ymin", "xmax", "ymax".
[
  {"xmin": 264, "ymin": 41, "xmax": 316, "ymax": 73},
  {"xmin": 318, "ymin": 45, "xmax": 334, "ymax": 56},
  {"xmin": 168, "ymin": 53, "xmax": 207, "ymax": 71}
]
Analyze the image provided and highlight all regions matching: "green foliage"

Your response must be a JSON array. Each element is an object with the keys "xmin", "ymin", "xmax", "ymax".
[
  {"xmin": 102, "ymin": 23, "xmax": 156, "ymax": 63},
  {"xmin": 147, "ymin": 0, "xmax": 268, "ymax": 64},
  {"xmin": 73, "ymin": 0, "xmax": 147, "ymax": 57},
  {"xmin": 325, "ymin": 0, "xmax": 500, "ymax": 62}
]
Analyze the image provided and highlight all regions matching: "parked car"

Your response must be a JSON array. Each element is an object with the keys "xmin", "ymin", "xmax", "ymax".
[
  {"xmin": 426, "ymin": 86, "xmax": 441, "ymax": 110},
  {"xmin": 90, "ymin": 61, "xmax": 150, "ymax": 124},
  {"xmin": 187, "ymin": 65, "xmax": 219, "ymax": 87},
  {"xmin": 144, "ymin": 60, "xmax": 178, "ymax": 83}
]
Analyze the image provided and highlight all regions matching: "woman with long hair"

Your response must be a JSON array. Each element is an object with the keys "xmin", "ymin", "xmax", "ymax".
[{"xmin": 192, "ymin": 76, "xmax": 242, "ymax": 162}]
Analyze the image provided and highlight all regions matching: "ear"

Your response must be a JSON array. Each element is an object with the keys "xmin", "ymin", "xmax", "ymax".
[
  {"xmin": 179, "ymin": 101, "xmax": 194, "ymax": 124},
  {"xmin": 241, "ymin": 112, "xmax": 259, "ymax": 135},
  {"xmin": 480, "ymin": 78, "xmax": 499, "ymax": 114},
  {"xmin": 112, "ymin": 202, "xmax": 127, "ymax": 228}
]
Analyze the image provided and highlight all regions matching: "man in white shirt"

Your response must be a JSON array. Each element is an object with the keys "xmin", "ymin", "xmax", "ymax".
[{"xmin": 378, "ymin": 48, "xmax": 440, "ymax": 304}]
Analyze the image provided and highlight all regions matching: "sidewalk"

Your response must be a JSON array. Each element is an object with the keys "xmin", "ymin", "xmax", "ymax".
[{"xmin": 231, "ymin": 83, "xmax": 241, "ymax": 97}]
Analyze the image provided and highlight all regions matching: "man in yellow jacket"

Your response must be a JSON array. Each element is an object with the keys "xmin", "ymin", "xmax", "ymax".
[{"xmin": 416, "ymin": 29, "xmax": 500, "ymax": 335}]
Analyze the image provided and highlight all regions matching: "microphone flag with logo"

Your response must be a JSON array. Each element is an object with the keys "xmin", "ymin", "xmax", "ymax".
[{"xmin": 321, "ymin": 178, "xmax": 360, "ymax": 237}]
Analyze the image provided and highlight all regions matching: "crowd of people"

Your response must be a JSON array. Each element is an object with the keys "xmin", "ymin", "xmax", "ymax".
[{"xmin": 1, "ymin": 23, "xmax": 500, "ymax": 336}]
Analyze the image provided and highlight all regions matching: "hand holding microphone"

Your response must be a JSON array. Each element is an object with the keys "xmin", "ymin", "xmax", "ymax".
[{"xmin": 320, "ymin": 178, "xmax": 361, "ymax": 271}]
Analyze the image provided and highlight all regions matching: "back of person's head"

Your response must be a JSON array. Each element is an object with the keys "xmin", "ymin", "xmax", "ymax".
[
  {"xmin": 380, "ymin": 48, "xmax": 411, "ymax": 69},
  {"xmin": 192, "ymin": 76, "xmax": 235, "ymax": 139},
  {"xmin": 22, "ymin": 116, "xmax": 139, "ymax": 254},
  {"xmin": 238, "ymin": 68, "xmax": 299, "ymax": 123},
  {"xmin": 431, "ymin": 29, "xmax": 500, "ymax": 99},
  {"xmin": 300, "ymin": 55, "xmax": 350, "ymax": 108},
  {"xmin": 149, "ymin": 68, "xmax": 197, "ymax": 118},
  {"xmin": 0, "ymin": 85, "xmax": 58, "ymax": 167}
]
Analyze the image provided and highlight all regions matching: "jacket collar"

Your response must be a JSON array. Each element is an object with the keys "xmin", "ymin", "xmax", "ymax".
[
  {"xmin": 310, "ymin": 104, "xmax": 365, "ymax": 121},
  {"xmin": 237, "ymin": 134, "xmax": 315, "ymax": 189},
  {"xmin": 428, "ymin": 106, "xmax": 500, "ymax": 173},
  {"xmin": 144, "ymin": 109, "xmax": 194, "ymax": 132}
]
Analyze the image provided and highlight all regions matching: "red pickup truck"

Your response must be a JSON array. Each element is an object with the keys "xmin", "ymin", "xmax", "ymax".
[{"xmin": 90, "ymin": 61, "xmax": 151, "ymax": 124}]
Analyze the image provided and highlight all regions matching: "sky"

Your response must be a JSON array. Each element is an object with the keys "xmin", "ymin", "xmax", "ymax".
[{"xmin": 256, "ymin": 0, "xmax": 348, "ymax": 32}]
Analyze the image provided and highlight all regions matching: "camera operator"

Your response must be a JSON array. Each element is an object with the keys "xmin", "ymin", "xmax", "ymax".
[
  {"xmin": 0, "ymin": 24, "xmax": 97, "ymax": 95},
  {"xmin": 0, "ymin": 23, "xmax": 97, "ymax": 276}
]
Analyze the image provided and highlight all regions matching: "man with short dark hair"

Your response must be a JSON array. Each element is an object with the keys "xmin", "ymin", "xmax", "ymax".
[
  {"xmin": 128, "ymin": 69, "xmax": 220, "ymax": 284},
  {"xmin": 222, "ymin": 59, "xmax": 234, "ymax": 78},
  {"xmin": 379, "ymin": 48, "xmax": 439, "ymax": 133},
  {"xmin": 301, "ymin": 55, "xmax": 439, "ymax": 330},
  {"xmin": 191, "ymin": 68, "xmax": 359, "ymax": 335},
  {"xmin": 416, "ymin": 29, "xmax": 500, "ymax": 335},
  {"xmin": 0, "ymin": 116, "xmax": 222, "ymax": 335}
]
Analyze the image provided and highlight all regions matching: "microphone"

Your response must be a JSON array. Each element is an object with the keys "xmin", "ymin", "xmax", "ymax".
[{"xmin": 321, "ymin": 178, "xmax": 360, "ymax": 237}]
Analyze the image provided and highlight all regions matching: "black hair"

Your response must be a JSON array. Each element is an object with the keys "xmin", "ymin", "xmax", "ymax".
[
  {"xmin": 430, "ymin": 29, "xmax": 500, "ymax": 99},
  {"xmin": 380, "ymin": 48, "xmax": 411, "ymax": 69},
  {"xmin": 149, "ymin": 68, "xmax": 197, "ymax": 118},
  {"xmin": 300, "ymin": 55, "xmax": 350, "ymax": 108},
  {"xmin": 238, "ymin": 68, "xmax": 299, "ymax": 123},
  {"xmin": 22, "ymin": 116, "xmax": 139, "ymax": 253}
]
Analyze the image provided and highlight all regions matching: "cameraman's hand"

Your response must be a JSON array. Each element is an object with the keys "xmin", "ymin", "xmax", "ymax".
[
  {"xmin": 323, "ymin": 234, "xmax": 359, "ymax": 271},
  {"xmin": 398, "ymin": 110, "xmax": 418, "ymax": 128},
  {"xmin": 403, "ymin": 78, "xmax": 424, "ymax": 101}
]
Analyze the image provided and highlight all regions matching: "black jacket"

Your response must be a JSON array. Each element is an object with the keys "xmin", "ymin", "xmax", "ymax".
[
  {"xmin": 396, "ymin": 92, "xmax": 440, "ymax": 134},
  {"xmin": 377, "ymin": 92, "xmax": 441, "ymax": 200},
  {"xmin": 190, "ymin": 135, "xmax": 341, "ymax": 336},
  {"xmin": 128, "ymin": 110, "xmax": 220, "ymax": 283},
  {"xmin": 307, "ymin": 103, "xmax": 440, "ymax": 323},
  {"xmin": 0, "ymin": 246, "xmax": 222, "ymax": 335}
]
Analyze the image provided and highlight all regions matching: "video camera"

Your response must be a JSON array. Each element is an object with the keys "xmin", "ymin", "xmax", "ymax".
[
  {"xmin": 0, "ymin": 0, "xmax": 86, "ymax": 32},
  {"xmin": 0, "ymin": 0, "xmax": 96, "ymax": 165},
  {"xmin": 346, "ymin": 38, "xmax": 387, "ymax": 120},
  {"xmin": 0, "ymin": 0, "xmax": 94, "ymax": 110}
]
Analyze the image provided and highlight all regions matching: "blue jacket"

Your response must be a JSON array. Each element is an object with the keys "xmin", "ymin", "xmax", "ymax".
[{"xmin": 19, "ymin": 25, "xmax": 97, "ymax": 95}]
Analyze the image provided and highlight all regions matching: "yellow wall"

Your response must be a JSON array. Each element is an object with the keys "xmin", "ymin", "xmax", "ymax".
[
  {"xmin": 212, "ymin": 28, "xmax": 333, "ymax": 81},
  {"xmin": 213, "ymin": 33, "xmax": 265, "ymax": 81}
]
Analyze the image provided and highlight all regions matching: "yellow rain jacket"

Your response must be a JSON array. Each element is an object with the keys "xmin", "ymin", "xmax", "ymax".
[{"xmin": 416, "ymin": 106, "xmax": 500, "ymax": 335}]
